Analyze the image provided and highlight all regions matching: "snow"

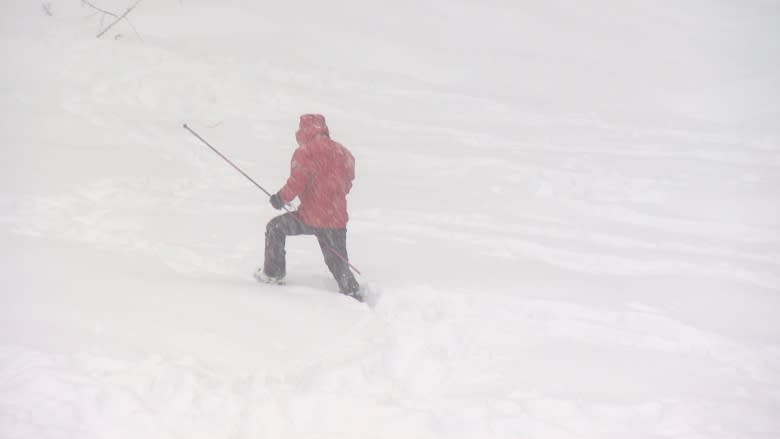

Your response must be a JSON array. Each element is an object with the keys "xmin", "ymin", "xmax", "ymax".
[{"xmin": 1, "ymin": 0, "xmax": 780, "ymax": 437}]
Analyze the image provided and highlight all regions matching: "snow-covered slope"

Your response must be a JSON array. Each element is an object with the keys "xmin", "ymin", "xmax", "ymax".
[{"xmin": 2, "ymin": 1, "xmax": 779, "ymax": 437}]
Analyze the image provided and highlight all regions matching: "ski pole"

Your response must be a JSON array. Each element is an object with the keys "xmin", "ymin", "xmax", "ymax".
[
  {"xmin": 183, "ymin": 123, "xmax": 273, "ymax": 197},
  {"xmin": 182, "ymin": 123, "xmax": 362, "ymax": 276}
]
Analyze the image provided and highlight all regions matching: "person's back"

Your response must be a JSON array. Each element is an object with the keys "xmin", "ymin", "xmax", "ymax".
[
  {"xmin": 279, "ymin": 115, "xmax": 355, "ymax": 229},
  {"xmin": 296, "ymin": 136, "xmax": 355, "ymax": 228},
  {"xmin": 257, "ymin": 114, "xmax": 361, "ymax": 301}
]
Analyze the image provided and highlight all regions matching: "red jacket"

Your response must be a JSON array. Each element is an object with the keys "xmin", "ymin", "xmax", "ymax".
[{"xmin": 278, "ymin": 114, "xmax": 355, "ymax": 229}]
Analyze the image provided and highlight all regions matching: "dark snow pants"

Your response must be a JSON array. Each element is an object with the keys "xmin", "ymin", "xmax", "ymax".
[{"xmin": 263, "ymin": 212, "xmax": 360, "ymax": 295}]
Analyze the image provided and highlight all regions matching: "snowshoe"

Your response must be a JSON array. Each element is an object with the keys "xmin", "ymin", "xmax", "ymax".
[{"xmin": 254, "ymin": 269, "xmax": 285, "ymax": 285}]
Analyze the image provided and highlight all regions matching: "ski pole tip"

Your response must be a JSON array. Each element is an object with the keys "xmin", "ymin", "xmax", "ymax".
[{"xmin": 182, "ymin": 123, "xmax": 188, "ymax": 129}]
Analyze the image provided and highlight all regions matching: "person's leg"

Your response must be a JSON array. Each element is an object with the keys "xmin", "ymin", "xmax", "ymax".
[
  {"xmin": 316, "ymin": 229, "xmax": 360, "ymax": 296},
  {"xmin": 263, "ymin": 212, "xmax": 309, "ymax": 279}
]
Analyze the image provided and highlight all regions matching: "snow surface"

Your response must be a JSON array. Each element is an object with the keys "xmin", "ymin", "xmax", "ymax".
[{"xmin": 2, "ymin": 0, "xmax": 780, "ymax": 437}]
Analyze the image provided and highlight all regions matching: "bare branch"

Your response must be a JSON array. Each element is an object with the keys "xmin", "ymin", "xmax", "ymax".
[
  {"xmin": 82, "ymin": 0, "xmax": 118, "ymax": 18},
  {"xmin": 124, "ymin": 18, "xmax": 144, "ymax": 42},
  {"xmin": 42, "ymin": 3, "xmax": 53, "ymax": 16},
  {"xmin": 96, "ymin": 0, "xmax": 143, "ymax": 39}
]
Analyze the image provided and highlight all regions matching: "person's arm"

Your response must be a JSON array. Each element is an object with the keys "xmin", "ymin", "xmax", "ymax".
[
  {"xmin": 278, "ymin": 148, "xmax": 311, "ymax": 203},
  {"xmin": 345, "ymin": 150, "xmax": 355, "ymax": 194}
]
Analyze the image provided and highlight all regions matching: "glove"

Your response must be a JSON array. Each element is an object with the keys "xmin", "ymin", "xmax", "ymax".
[{"xmin": 269, "ymin": 192, "xmax": 284, "ymax": 210}]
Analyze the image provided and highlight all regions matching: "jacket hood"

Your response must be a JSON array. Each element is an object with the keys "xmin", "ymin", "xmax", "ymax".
[{"xmin": 296, "ymin": 114, "xmax": 330, "ymax": 145}]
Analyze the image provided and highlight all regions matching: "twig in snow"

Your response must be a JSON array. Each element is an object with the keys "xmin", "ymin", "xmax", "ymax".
[
  {"xmin": 123, "ymin": 18, "xmax": 144, "ymax": 42},
  {"xmin": 82, "ymin": 0, "xmax": 118, "ymax": 17},
  {"xmin": 97, "ymin": 0, "xmax": 143, "ymax": 39},
  {"xmin": 83, "ymin": 0, "xmax": 144, "ymax": 41}
]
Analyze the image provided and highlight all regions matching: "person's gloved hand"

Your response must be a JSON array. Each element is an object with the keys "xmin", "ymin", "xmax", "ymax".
[{"xmin": 270, "ymin": 193, "xmax": 284, "ymax": 210}]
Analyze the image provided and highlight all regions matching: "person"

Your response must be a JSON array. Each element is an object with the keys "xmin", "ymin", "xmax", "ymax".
[{"xmin": 255, "ymin": 114, "xmax": 362, "ymax": 301}]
